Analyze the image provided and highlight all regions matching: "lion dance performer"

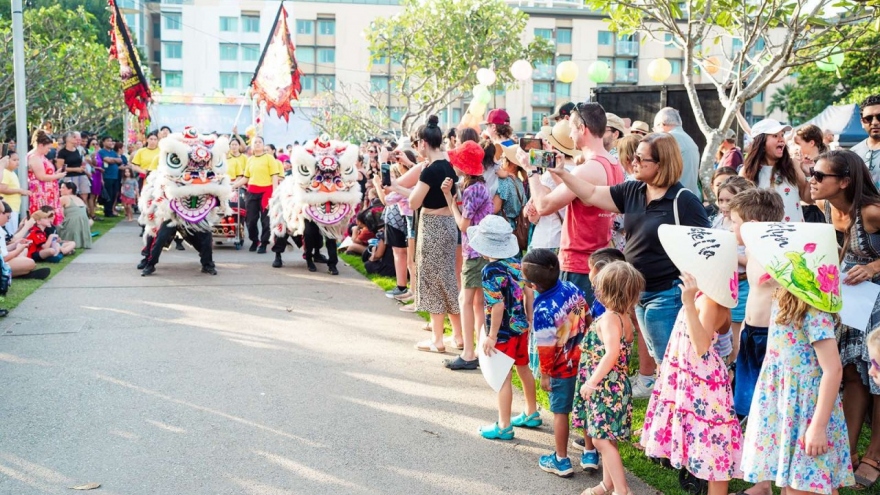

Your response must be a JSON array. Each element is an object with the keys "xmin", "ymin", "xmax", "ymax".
[
  {"xmin": 137, "ymin": 127, "xmax": 232, "ymax": 276},
  {"xmin": 269, "ymin": 135, "xmax": 361, "ymax": 275}
]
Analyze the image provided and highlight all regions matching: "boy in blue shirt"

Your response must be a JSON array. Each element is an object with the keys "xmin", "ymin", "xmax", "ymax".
[
  {"xmin": 97, "ymin": 135, "xmax": 122, "ymax": 217},
  {"xmin": 523, "ymin": 248, "xmax": 590, "ymax": 477}
]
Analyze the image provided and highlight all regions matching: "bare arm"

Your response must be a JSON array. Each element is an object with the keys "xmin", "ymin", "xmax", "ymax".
[
  {"xmin": 442, "ymin": 179, "xmax": 471, "ymax": 232},
  {"xmin": 795, "ymin": 166, "xmax": 811, "ymax": 203},
  {"xmin": 408, "ymin": 181, "xmax": 430, "ymax": 210},
  {"xmin": 681, "ymin": 273, "xmax": 723, "ymax": 357},
  {"xmin": 29, "ymin": 155, "xmax": 65, "ymax": 181},
  {"xmin": 547, "ymin": 163, "xmax": 620, "ymax": 213},
  {"xmin": 804, "ymin": 338, "xmax": 843, "ymax": 457},
  {"xmin": 492, "ymin": 194, "xmax": 502, "ymax": 214}
]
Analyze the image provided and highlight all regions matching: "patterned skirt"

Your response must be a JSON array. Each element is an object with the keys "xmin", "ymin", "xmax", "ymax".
[
  {"xmin": 838, "ymin": 261, "xmax": 880, "ymax": 395},
  {"xmin": 414, "ymin": 214, "xmax": 460, "ymax": 315}
]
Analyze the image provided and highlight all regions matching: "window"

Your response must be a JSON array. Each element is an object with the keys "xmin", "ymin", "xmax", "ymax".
[
  {"xmin": 614, "ymin": 58, "xmax": 637, "ymax": 70},
  {"xmin": 164, "ymin": 12, "xmax": 181, "ymax": 30},
  {"xmin": 731, "ymin": 39, "xmax": 743, "ymax": 56},
  {"xmin": 556, "ymin": 54, "xmax": 572, "ymax": 63},
  {"xmin": 557, "ymin": 28, "xmax": 572, "ymax": 44},
  {"xmin": 754, "ymin": 91, "xmax": 765, "ymax": 103},
  {"xmin": 318, "ymin": 19, "xmax": 335, "ymax": 36},
  {"xmin": 533, "ymin": 82, "xmax": 552, "ymax": 94},
  {"xmin": 598, "ymin": 31, "xmax": 613, "ymax": 45},
  {"xmin": 532, "ymin": 110, "xmax": 550, "ymax": 132},
  {"xmin": 301, "ymin": 75, "xmax": 315, "ymax": 92},
  {"xmin": 556, "ymin": 82, "xmax": 571, "ymax": 97},
  {"xmin": 298, "ymin": 47, "xmax": 315, "ymax": 63},
  {"xmin": 242, "ymin": 15, "xmax": 260, "ymax": 33},
  {"xmin": 219, "ymin": 43, "xmax": 238, "ymax": 61},
  {"xmin": 670, "ymin": 59, "xmax": 682, "ymax": 75},
  {"xmin": 152, "ymin": 21, "xmax": 160, "ymax": 36},
  {"xmin": 316, "ymin": 76, "xmax": 335, "ymax": 91},
  {"xmin": 598, "ymin": 57, "xmax": 613, "ymax": 67},
  {"xmin": 389, "ymin": 108, "xmax": 405, "ymax": 122},
  {"xmin": 664, "ymin": 33, "xmax": 674, "ymax": 44},
  {"xmin": 163, "ymin": 42, "xmax": 182, "ymax": 59},
  {"xmin": 220, "ymin": 72, "xmax": 239, "ymax": 90},
  {"xmin": 241, "ymin": 44, "xmax": 260, "ymax": 61},
  {"xmin": 318, "ymin": 48, "xmax": 335, "ymax": 64},
  {"xmin": 534, "ymin": 28, "xmax": 553, "ymax": 40},
  {"xmin": 163, "ymin": 71, "xmax": 182, "ymax": 88},
  {"xmin": 370, "ymin": 76, "xmax": 389, "ymax": 92},
  {"xmin": 371, "ymin": 53, "xmax": 388, "ymax": 65},
  {"xmin": 125, "ymin": 14, "xmax": 137, "ymax": 31},
  {"xmin": 219, "ymin": 16, "xmax": 237, "ymax": 32},
  {"xmin": 296, "ymin": 20, "xmax": 314, "ymax": 35}
]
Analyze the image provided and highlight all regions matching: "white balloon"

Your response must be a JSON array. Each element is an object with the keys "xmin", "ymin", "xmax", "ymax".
[
  {"xmin": 476, "ymin": 68, "xmax": 497, "ymax": 86},
  {"xmin": 510, "ymin": 59, "xmax": 533, "ymax": 81}
]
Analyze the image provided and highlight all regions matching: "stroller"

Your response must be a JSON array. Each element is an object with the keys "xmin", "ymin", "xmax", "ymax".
[{"xmin": 212, "ymin": 188, "xmax": 246, "ymax": 249}]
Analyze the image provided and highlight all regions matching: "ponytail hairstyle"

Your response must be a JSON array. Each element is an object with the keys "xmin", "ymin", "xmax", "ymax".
[{"xmin": 417, "ymin": 115, "xmax": 443, "ymax": 150}]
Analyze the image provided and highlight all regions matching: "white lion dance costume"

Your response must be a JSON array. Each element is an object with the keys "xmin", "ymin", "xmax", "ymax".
[
  {"xmin": 268, "ymin": 135, "xmax": 361, "ymax": 275},
  {"xmin": 137, "ymin": 127, "xmax": 232, "ymax": 276}
]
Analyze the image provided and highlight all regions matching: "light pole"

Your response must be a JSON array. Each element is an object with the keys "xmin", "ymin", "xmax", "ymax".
[{"xmin": 11, "ymin": 0, "xmax": 29, "ymax": 213}]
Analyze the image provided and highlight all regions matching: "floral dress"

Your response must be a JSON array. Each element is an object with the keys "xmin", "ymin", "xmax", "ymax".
[
  {"xmin": 572, "ymin": 312, "xmax": 632, "ymax": 440},
  {"xmin": 27, "ymin": 151, "xmax": 63, "ymax": 226},
  {"xmin": 741, "ymin": 302, "xmax": 854, "ymax": 494},
  {"xmin": 641, "ymin": 297, "xmax": 743, "ymax": 482}
]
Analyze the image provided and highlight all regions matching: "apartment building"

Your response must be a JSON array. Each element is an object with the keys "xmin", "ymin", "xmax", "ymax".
[{"xmin": 135, "ymin": 0, "xmax": 782, "ymax": 135}]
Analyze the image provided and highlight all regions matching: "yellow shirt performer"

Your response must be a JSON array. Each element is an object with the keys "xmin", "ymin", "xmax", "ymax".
[{"xmin": 237, "ymin": 136, "xmax": 281, "ymax": 253}]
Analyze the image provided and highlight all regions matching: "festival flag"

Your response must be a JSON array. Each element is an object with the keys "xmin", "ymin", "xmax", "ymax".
[
  {"xmin": 108, "ymin": 0, "xmax": 152, "ymax": 121},
  {"xmin": 250, "ymin": 1, "xmax": 302, "ymax": 122}
]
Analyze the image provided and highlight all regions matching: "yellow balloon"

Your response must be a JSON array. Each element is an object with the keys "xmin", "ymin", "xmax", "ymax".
[
  {"xmin": 705, "ymin": 56, "xmax": 721, "ymax": 75},
  {"xmin": 556, "ymin": 61, "xmax": 579, "ymax": 84},
  {"xmin": 648, "ymin": 58, "xmax": 672, "ymax": 83}
]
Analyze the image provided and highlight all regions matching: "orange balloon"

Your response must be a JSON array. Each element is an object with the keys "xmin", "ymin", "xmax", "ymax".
[{"xmin": 706, "ymin": 56, "xmax": 721, "ymax": 75}]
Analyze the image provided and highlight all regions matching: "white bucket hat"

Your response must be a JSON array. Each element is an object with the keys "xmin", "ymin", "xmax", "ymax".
[
  {"xmin": 467, "ymin": 215, "xmax": 520, "ymax": 260},
  {"xmin": 658, "ymin": 225, "xmax": 739, "ymax": 308},
  {"xmin": 740, "ymin": 222, "xmax": 842, "ymax": 313}
]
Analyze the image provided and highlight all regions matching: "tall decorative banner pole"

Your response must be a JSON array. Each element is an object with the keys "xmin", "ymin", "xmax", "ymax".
[
  {"xmin": 108, "ymin": 0, "xmax": 153, "ymax": 121},
  {"xmin": 249, "ymin": 1, "xmax": 302, "ymax": 123}
]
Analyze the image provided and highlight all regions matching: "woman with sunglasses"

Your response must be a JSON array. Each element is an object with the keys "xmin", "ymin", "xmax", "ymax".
[
  {"xmin": 548, "ymin": 132, "xmax": 710, "ymax": 399},
  {"xmin": 810, "ymin": 149, "xmax": 880, "ymax": 490}
]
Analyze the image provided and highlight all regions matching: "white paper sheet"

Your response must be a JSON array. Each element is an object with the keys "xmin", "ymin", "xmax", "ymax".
[
  {"xmin": 478, "ymin": 333, "xmax": 514, "ymax": 393},
  {"xmin": 840, "ymin": 273, "xmax": 880, "ymax": 331}
]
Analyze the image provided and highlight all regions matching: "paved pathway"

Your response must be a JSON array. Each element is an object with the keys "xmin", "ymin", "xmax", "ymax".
[{"xmin": 0, "ymin": 222, "xmax": 654, "ymax": 494}]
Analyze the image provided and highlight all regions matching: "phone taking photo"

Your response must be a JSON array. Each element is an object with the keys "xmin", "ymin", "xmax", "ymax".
[
  {"xmin": 519, "ymin": 137, "xmax": 542, "ymax": 152},
  {"xmin": 381, "ymin": 163, "xmax": 391, "ymax": 187},
  {"xmin": 529, "ymin": 150, "xmax": 556, "ymax": 171}
]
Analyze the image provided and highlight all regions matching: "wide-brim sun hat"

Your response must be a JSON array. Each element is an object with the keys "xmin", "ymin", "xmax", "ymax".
[
  {"xmin": 467, "ymin": 214, "xmax": 520, "ymax": 260},
  {"xmin": 631, "ymin": 121, "xmax": 650, "ymax": 135},
  {"xmin": 658, "ymin": 225, "xmax": 739, "ymax": 308},
  {"xmin": 448, "ymin": 140, "xmax": 485, "ymax": 176},
  {"xmin": 545, "ymin": 119, "xmax": 581, "ymax": 157},
  {"xmin": 501, "ymin": 143, "xmax": 521, "ymax": 166},
  {"xmin": 750, "ymin": 118, "xmax": 792, "ymax": 139},
  {"xmin": 740, "ymin": 222, "xmax": 842, "ymax": 313}
]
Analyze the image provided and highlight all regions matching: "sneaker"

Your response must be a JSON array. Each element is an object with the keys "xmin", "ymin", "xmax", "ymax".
[
  {"xmin": 257, "ymin": 246, "xmax": 267, "ymax": 254},
  {"xmin": 580, "ymin": 449, "xmax": 599, "ymax": 470},
  {"xmin": 510, "ymin": 411, "xmax": 542, "ymax": 428},
  {"xmin": 386, "ymin": 287, "xmax": 408, "ymax": 298},
  {"xmin": 630, "ymin": 375, "xmax": 655, "ymax": 399},
  {"xmin": 249, "ymin": 242, "xmax": 258, "ymax": 252},
  {"xmin": 479, "ymin": 422, "xmax": 514, "ymax": 440},
  {"xmin": 539, "ymin": 452, "xmax": 574, "ymax": 477},
  {"xmin": 572, "ymin": 437, "xmax": 586, "ymax": 451},
  {"xmin": 399, "ymin": 304, "xmax": 417, "ymax": 313},
  {"xmin": 393, "ymin": 290, "xmax": 414, "ymax": 302}
]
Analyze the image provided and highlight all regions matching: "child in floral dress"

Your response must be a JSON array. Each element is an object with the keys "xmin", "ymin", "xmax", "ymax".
[{"xmin": 572, "ymin": 261, "xmax": 644, "ymax": 495}]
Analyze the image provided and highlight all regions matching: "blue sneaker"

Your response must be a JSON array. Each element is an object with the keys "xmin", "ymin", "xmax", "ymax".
[
  {"xmin": 581, "ymin": 449, "xmax": 599, "ymax": 470},
  {"xmin": 539, "ymin": 452, "xmax": 574, "ymax": 477},
  {"xmin": 510, "ymin": 411, "xmax": 542, "ymax": 428},
  {"xmin": 479, "ymin": 422, "xmax": 514, "ymax": 440}
]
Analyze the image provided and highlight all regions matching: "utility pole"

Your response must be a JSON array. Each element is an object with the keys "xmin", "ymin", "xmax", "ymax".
[{"xmin": 11, "ymin": 0, "xmax": 29, "ymax": 213}]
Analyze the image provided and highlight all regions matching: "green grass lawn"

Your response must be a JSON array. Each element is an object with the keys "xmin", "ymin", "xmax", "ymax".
[
  {"xmin": 3, "ymin": 213, "xmax": 123, "ymax": 311},
  {"xmin": 341, "ymin": 252, "xmax": 875, "ymax": 495}
]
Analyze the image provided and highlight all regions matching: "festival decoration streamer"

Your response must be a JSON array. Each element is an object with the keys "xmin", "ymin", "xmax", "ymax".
[
  {"xmin": 108, "ymin": 0, "xmax": 152, "ymax": 121},
  {"xmin": 250, "ymin": 1, "xmax": 302, "ymax": 122}
]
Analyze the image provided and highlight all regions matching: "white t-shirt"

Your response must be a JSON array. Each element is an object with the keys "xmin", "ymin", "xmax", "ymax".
[
  {"xmin": 850, "ymin": 139, "xmax": 880, "ymax": 191},
  {"xmin": 758, "ymin": 165, "xmax": 803, "ymax": 223},
  {"xmin": 0, "ymin": 226, "xmax": 8, "ymax": 258},
  {"xmin": 529, "ymin": 166, "xmax": 574, "ymax": 250}
]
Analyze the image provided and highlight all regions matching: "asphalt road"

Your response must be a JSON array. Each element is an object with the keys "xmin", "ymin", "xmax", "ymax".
[{"xmin": 0, "ymin": 222, "xmax": 654, "ymax": 495}]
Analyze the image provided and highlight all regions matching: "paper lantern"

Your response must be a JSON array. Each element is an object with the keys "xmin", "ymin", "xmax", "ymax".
[
  {"xmin": 648, "ymin": 58, "xmax": 672, "ymax": 82},
  {"xmin": 476, "ymin": 68, "xmax": 497, "ymax": 86},
  {"xmin": 472, "ymin": 84, "xmax": 492, "ymax": 105},
  {"xmin": 816, "ymin": 52, "xmax": 845, "ymax": 72},
  {"xmin": 510, "ymin": 59, "xmax": 533, "ymax": 81},
  {"xmin": 587, "ymin": 61, "xmax": 610, "ymax": 83},
  {"xmin": 556, "ymin": 61, "xmax": 579, "ymax": 83},
  {"xmin": 705, "ymin": 56, "xmax": 721, "ymax": 75}
]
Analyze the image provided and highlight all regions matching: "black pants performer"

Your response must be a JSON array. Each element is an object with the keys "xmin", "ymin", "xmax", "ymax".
[
  {"xmin": 103, "ymin": 178, "xmax": 120, "ymax": 217},
  {"xmin": 143, "ymin": 221, "xmax": 215, "ymax": 274},
  {"xmin": 303, "ymin": 219, "xmax": 337, "ymax": 273},
  {"xmin": 245, "ymin": 191, "xmax": 271, "ymax": 246}
]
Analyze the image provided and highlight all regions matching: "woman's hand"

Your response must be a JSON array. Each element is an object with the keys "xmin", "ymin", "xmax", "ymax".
[
  {"xmin": 396, "ymin": 151, "xmax": 414, "ymax": 167},
  {"xmin": 579, "ymin": 382, "xmax": 594, "ymax": 400},
  {"xmin": 54, "ymin": 171, "xmax": 67, "ymax": 180},
  {"xmin": 440, "ymin": 177, "xmax": 454, "ymax": 198},
  {"xmin": 371, "ymin": 175, "xmax": 382, "ymax": 189},
  {"xmin": 680, "ymin": 272, "xmax": 699, "ymax": 304},
  {"xmin": 844, "ymin": 264, "xmax": 876, "ymax": 285},
  {"xmin": 514, "ymin": 148, "xmax": 532, "ymax": 171},
  {"xmin": 481, "ymin": 335, "xmax": 497, "ymax": 356},
  {"xmin": 802, "ymin": 422, "xmax": 829, "ymax": 457}
]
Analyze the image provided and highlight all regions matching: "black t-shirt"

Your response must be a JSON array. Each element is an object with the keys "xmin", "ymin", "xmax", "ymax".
[
  {"xmin": 418, "ymin": 159, "xmax": 457, "ymax": 209},
  {"xmin": 610, "ymin": 181, "xmax": 710, "ymax": 292},
  {"xmin": 56, "ymin": 147, "xmax": 84, "ymax": 176}
]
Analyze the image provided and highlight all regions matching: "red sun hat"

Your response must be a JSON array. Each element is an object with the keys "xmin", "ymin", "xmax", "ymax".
[{"xmin": 448, "ymin": 140, "xmax": 485, "ymax": 176}]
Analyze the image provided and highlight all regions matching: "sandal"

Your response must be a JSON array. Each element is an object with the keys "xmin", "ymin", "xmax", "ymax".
[
  {"xmin": 444, "ymin": 337, "xmax": 464, "ymax": 350},
  {"xmin": 855, "ymin": 457, "xmax": 880, "ymax": 490},
  {"xmin": 479, "ymin": 422, "xmax": 514, "ymax": 440},
  {"xmin": 444, "ymin": 356, "xmax": 478, "ymax": 370},
  {"xmin": 415, "ymin": 340, "xmax": 446, "ymax": 353},
  {"xmin": 580, "ymin": 481, "xmax": 610, "ymax": 495}
]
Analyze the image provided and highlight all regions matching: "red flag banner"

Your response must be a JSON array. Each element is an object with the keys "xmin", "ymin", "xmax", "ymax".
[
  {"xmin": 108, "ymin": 0, "xmax": 152, "ymax": 121},
  {"xmin": 250, "ymin": 2, "xmax": 302, "ymax": 122}
]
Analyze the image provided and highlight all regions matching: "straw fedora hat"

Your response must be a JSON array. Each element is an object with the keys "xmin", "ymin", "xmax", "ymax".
[
  {"xmin": 658, "ymin": 225, "xmax": 739, "ymax": 308},
  {"xmin": 545, "ymin": 119, "xmax": 581, "ymax": 157}
]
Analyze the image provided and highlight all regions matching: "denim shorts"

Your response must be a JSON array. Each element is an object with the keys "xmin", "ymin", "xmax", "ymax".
[
  {"xmin": 549, "ymin": 376, "xmax": 577, "ymax": 414},
  {"xmin": 731, "ymin": 278, "xmax": 749, "ymax": 323},
  {"xmin": 634, "ymin": 282, "xmax": 683, "ymax": 364},
  {"xmin": 733, "ymin": 323, "xmax": 768, "ymax": 417},
  {"xmin": 561, "ymin": 270, "xmax": 594, "ymax": 306}
]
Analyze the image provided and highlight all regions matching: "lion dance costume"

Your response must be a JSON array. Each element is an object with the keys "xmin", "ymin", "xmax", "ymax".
[
  {"xmin": 137, "ymin": 128, "xmax": 232, "ymax": 276},
  {"xmin": 269, "ymin": 136, "xmax": 361, "ymax": 275}
]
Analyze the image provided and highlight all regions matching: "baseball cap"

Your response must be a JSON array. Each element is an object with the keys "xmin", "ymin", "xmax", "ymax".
[
  {"xmin": 606, "ymin": 113, "xmax": 627, "ymax": 136},
  {"xmin": 482, "ymin": 109, "xmax": 511, "ymax": 126},
  {"xmin": 750, "ymin": 118, "xmax": 792, "ymax": 139},
  {"xmin": 550, "ymin": 102, "xmax": 576, "ymax": 120}
]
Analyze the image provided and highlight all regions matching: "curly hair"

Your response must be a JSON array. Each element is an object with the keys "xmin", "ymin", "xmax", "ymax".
[{"xmin": 861, "ymin": 94, "xmax": 880, "ymax": 110}]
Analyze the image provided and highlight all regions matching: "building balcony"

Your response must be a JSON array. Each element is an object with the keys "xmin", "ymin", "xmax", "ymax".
[
  {"xmin": 532, "ymin": 64, "xmax": 555, "ymax": 80},
  {"xmin": 614, "ymin": 68, "xmax": 638, "ymax": 84},
  {"xmin": 531, "ymin": 92, "xmax": 556, "ymax": 107},
  {"xmin": 615, "ymin": 40, "xmax": 639, "ymax": 57}
]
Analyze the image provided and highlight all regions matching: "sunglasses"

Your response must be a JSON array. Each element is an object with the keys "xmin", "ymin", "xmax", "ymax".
[
  {"xmin": 633, "ymin": 155, "xmax": 658, "ymax": 164},
  {"xmin": 809, "ymin": 167, "xmax": 847, "ymax": 182},
  {"xmin": 861, "ymin": 114, "xmax": 880, "ymax": 125}
]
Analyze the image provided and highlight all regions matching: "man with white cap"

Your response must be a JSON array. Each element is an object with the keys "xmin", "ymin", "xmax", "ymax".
[{"xmin": 653, "ymin": 107, "xmax": 700, "ymax": 196}]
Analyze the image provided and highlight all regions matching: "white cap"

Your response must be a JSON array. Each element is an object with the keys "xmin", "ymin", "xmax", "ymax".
[{"xmin": 750, "ymin": 118, "xmax": 792, "ymax": 139}]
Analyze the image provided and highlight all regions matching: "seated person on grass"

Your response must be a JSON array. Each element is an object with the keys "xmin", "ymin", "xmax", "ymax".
[
  {"xmin": 0, "ymin": 201, "xmax": 48, "ymax": 279},
  {"xmin": 26, "ymin": 210, "xmax": 75, "ymax": 263}
]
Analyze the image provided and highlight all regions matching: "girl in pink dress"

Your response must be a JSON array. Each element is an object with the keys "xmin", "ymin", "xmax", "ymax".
[{"xmin": 27, "ymin": 130, "xmax": 66, "ymax": 226}]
